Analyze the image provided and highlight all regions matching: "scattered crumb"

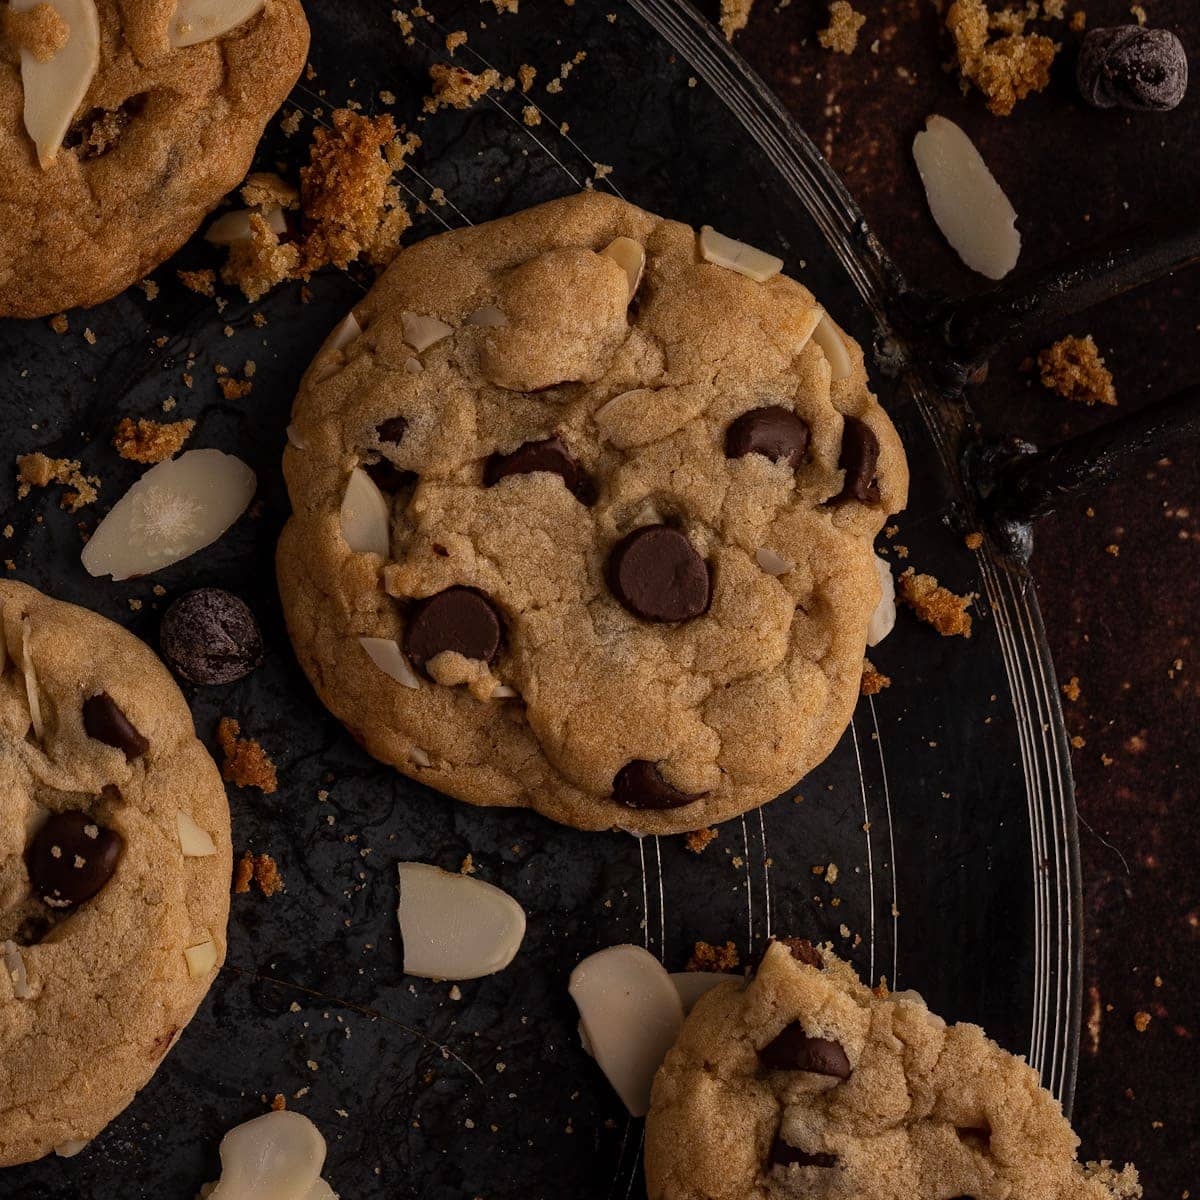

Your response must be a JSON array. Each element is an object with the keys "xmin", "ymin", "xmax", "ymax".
[
  {"xmin": 518, "ymin": 63, "xmax": 536, "ymax": 92},
  {"xmin": 138, "ymin": 279, "xmax": 159, "ymax": 300},
  {"xmin": 232, "ymin": 853, "xmax": 254, "ymax": 893},
  {"xmin": 252, "ymin": 853, "xmax": 285, "ymax": 897},
  {"xmin": 177, "ymin": 268, "xmax": 216, "ymax": 298},
  {"xmin": 719, "ymin": 0, "xmax": 754, "ymax": 40},
  {"xmin": 683, "ymin": 827, "xmax": 718, "ymax": 854},
  {"xmin": 964, "ymin": 531, "xmax": 984, "ymax": 550},
  {"xmin": 424, "ymin": 62, "xmax": 502, "ymax": 113},
  {"xmin": 484, "ymin": 0, "xmax": 518, "ymax": 11},
  {"xmin": 861, "ymin": 659, "xmax": 892, "ymax": 695},
  {"xmin": 825, "ymin": 862, "xmax": 839, "ymax": 885},
  {"xmin": 898, "ymin": 568, "xmax": 974, "ymax": 638},
  {"xmin": 217, "ymin": 370, "xmax": 254, "ymax": 401},
  {"xmin": 48, "ymin": 313, "xmax": 68, "ymax": 334},
  {"xmin": 15, "ymin": 452, "xmax": 98, "ymax": 511},
  {"xmin": 280, "ymin": 108, "xmax": 303, "ymax": 137},
  {"xmin": 1133, "ymin": 1010, "xmax": 1152, "ymax": 1032},
  {"xmin": 271, "ymin": 1094, "xmax": 287, "ymax": 1111},
  {"xmin": 217, "ymin": 717, "xmax": 279, "ymax": 793},
  {"xmin": 687, "ymin": 940, "xmax": 740, "ymax": 973},
  {"xmin": 946, "ymin": 0, "xmax": 1058, "ymax": 116},
  {"xmin": 818, "ymin": 2, "xmax": 865, "ymax": 54},
  {"xmin": 112, "ymin": 417, "xmax": 194, "ymax": 464},
  {"xmin": 445, "ymin": 29, "xmax": 468, "ymax": 53},
  {"xmin": 1070, "ymin": 9, "xmax": 1086, "ymax": 31},
  {"xmin": 222, "ymin": 213, "xmax": 301, "ymax": 302},
  {"xmin": 240, "ymin": 171, "xmax": 300, "ymax": 211},
  {"xmin": 460, "ymin": 853, "xmax": 477, "ymax": 875},
  {"xmin": 1129, "ymin": 3, "xmax": 1146, "ymax": 25},
  {"xmin": 1038, "ymin": 335, "xmax": 1117, "ymax": 407},
  {"xmin": 1062, "ymin": 676, "xmax": 1081, "ymax": 702},
  {"xmin": 522, "ymin": 104, "xmax": 542, "ymax": 126}
]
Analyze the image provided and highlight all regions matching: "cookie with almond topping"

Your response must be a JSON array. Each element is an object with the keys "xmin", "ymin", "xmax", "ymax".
[{"xmin": 0, "ymin": 581, "xmax": 231, "ymax": 1166}]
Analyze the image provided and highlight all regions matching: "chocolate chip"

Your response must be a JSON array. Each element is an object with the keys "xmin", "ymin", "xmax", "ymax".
[
  {"xmin": 725, "ymin": 406, "xmax": 810, "ymax": 469},
  {"xmin": 1077, "ymin": 27, "xmax": 1188, "ymax": 112},
  {"xmin": 82, "ymin": 692, "xmax": 149, "ymax": 759},
  {"xmin": 26, "ymin": 811, "xmax": 123, "ymax": 908},
  {"xmin": 778, "ymin": 937, "xmax": 824, "ymax": 968},
  {"xmin": 404, "ymin": 587, "xmax": 503, "ymax": 673},
  {"xmin": 483, "ymin": 436, "xmax": 593, "ymax": 502},
  {"xmin": 376, "ymin": 417, "xmax": 408, "ymax": 443},
  {"xmin": 607, "ymin": 525, "xmax": 711, "ymax": 622},
  {"xmin": 835, "ymin": 417, "xmax": 880, "ymax": 504},
  {"xmin": 160, "ymin": 588, "xmax": 264, "ymax": 685},
  {"xmin": 759, "ymin": 1024, "xmax": 852, "ymax": 1078},
  {"xmin": 612, "ymin": 760, "xmax": 705, "ymax": 810},
  {"xmin": 768, "ymin": 1139, "xmax": 837, "ymax": 1169}
]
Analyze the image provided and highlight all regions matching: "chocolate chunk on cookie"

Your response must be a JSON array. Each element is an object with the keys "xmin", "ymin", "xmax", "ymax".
[
  {"xmin": 405, "ymin": 587, "xmax": 503, "ymax": 674},
  {"xmin": 83, "ymin": 691, "xmax": 149, "ymax": 759},
  {"xmin": 758, "ymin": 1025, "xmax": 852, "ymax": 1078},
  {"xmin": 836, "ymin": 417, "xmax": 881, "ymax": 504},
  {"xmin": 483, "ymin": 436, "xmax": 592, "ymax": 502},
  {"xmin": 613, "ymin": 761, "xmax": 704, "ymax": 811},
  {"xmin": 725, "ymin": 406, "xmax": 810, "ymax": 468},
  {"xmin": 608, "ymin": 526, "xmax": 711, "ymax": 623},
  {"xmin": 26, "ymin": 811, "xmax": 122, "ymax": 908}
]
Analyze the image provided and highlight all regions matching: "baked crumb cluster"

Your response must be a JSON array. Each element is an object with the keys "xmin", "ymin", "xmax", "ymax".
[
  {"xmin": 946, "ymin": 0, "xmax": 1060, "ymax": 115},
  {"xmin": 1038, "ymin": 334, "xmax": 1119, "ymax": 406},
  {"xmin": 818, "ymin": 2, "xmax": 867, "ymax": 55},
  {"xmin": 897, "ymin": 568, "xmax": 974, "ymax": 638},
  {"xmin": 15, "ymin": 452, "xmax": 98, "ymax": 511},
  {"xmin": 112, "ymin": 418, "xmax": 195, "ymax": 464},
  {"xmin": 216, "ymin": 717, "xmax": 279, "ymax": 793}
]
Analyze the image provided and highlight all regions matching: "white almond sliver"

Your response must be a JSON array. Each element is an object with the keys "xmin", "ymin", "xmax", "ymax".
[
  {"xmin": 491, "ymin": 683, "xmax": 518, "ymax": 699},
  {"xmin": 409, "ymin": 746, "xmax": 431, "ymax": 768},
  {"xmin": 755, "ymin": 547, "xmax": 794, "ymax": 577},
  {"xmin": 401, "ymin": 311, "xmax": 454, "ymax": 352},
  {"xmin": 403, "ymin": 358, "xmax": 424, "ymax": 375},
  {"xmin": 81, "ymin": 450, "xmax": 256, "ymax": 581},
  {"xmin": 867, "ymin": 553, "xmax": 896, "ymax": 648},
  {"xmin": 15, "ymin": 0, "xmax": 100, "ymax": 169},
  {"xmin": 397, "ymin": 862, "xmax": 526, "ymax": 980},
  {"xmin": 670, "ymin": 971, "xmax": 738, "ymax": 1014},
  {"xmin": 327, "ymin": 310, "xmax": 362, "ymax": 352},
  {"xmin": 3, "ymin": 940, "xmax": 32, "ymax": 999},
  {"xmin": 912, "ymin": 115, "xmax": 1020, "ymax": 281},
  {"xmin": 285, "ymin": 424, "xmax": 307, "ymax": 450},
  {"xmin": 168, "ymin": 0, "xmax": 265, "ymax": 48},
  {"xmin": 465, "ymin": 305, "xmax": 508, "ymax": 328},
  {"xmin": 698, "ymin": 225, "xmax": 783, "ymax": 283},
  {"xmin": 204, "ymin": 205, "xmax": 286, "ymax": 246},
  {"xmin": 184, "ymin": 938, "xmax": 218, "ymax": 979},
  {"xmin": 339, "ymin": 467, "xmax": 390, "ymax": 557},
  {"xmin": 600, "ymin": 236, "xmax": 646, "ymax": 301},
  {"xmin": 812, "ymin": 314, "xmax": 854, "ymax": 382},
  {"xmin": 209, "ymin": 1110, "xmax": 327, "ymax": 1200},
  {"xmin": 359, "ymin": 637, "xmax": 420, "ymax": 689},
  {"xmin": 20, "ymin": 618, "xmax": 43, "ymax": 739},
  {"xmin": 177, "ymin": 809, "xmax": 216, "ymax": 857},
  {"xmin": 53, "ymin": 1139, "xmax": 89, "ymax": 1158},
  {"xmin": 569, "ymin": 944, "xmax": 684, "ymax": 1117}
]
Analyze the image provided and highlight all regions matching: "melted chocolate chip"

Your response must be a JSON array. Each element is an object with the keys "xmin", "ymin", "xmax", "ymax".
[
  {"xmin": 160, "ymin": 588, "xmax": 263, "ymax": 685},
  {"xmin": 82, "ymin": 692, "xmax": 149, "ymax": 759},
  {"xmin": 607, "ymin": 525, "xmax": 711, "ymax": 623},
  {"xmin": 483, "ymin": 437, "xmax": 593, "ymax": 503},
  {"xmin": 725, "ymin": 406, "xmax": 810, "ymax": 469},
  {"xmin": 768, "ymin": 1139, "xmax": 838, "ymax": 1169},
  {"xmin": 1077, "ymin": 27, "xmax": 1188, "ymax": 112},
  {"xmin": 759, "ymin": 1024, "xmax": 852, "ymax": 1078},
  {"xmin": 27, "ymin": 811, "xmax": 122, "ymax": 908},
  {"xmin": 835, "ymin": 417, "xmax": 880, "ymax": 504},
  {"xmin": 778, "ymin": 937, "xmax": 824, "ymax": 968},
  {"xmin": 612, "ymin": 760, "xmax": 704, "ymax": 810},
  {"xmin": 376, "ymin": 417, "xmax": 408, "ymax": 443},
  {"xmin": 404, "ymin": 587, "xmax": 503, "ymax": 674}
]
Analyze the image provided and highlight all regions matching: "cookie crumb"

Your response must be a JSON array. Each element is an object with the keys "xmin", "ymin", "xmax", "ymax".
[
  {"xmin": 271, "ymin": 1093, "xmax": 287, "ymax": 1111},
  {"xmin": 522, "ymin": 104, "xmax": 542, "ymax": 126},
  {"xmin": 15, "ymin": 452, "xmax": 99, "ymax": 511},
  {"xmin": 1062, "ymin": 675, "xmax": 1081, "ymax": 702},
  {"xmin": 686, "ymin": 940, "xmax": 740, "ymax": 973},
  {"xmin": 460, "ymin": 853, "xmax": 477, "ymax": 875},
  {"xmin": 217, "ymin": 717, "xmax": 279, "ymax": 793},
  {"xmin": 1133, "ymin": 1010, "xmax": 1151, "ymax": 1032},
  {"xmin": 253, "ymin": 853, "xmax": 284, "ymax": 897},
  {"xmin": 177, "ymin": 268, "xmax": 217, "ymax": 298},
  {"xmin": 222, "ymin": 213, "xmax": 301, "ymax": 302},
  {"xmin": 861, "ymin": 658, "xmax": 892, "ymax": 695},
  {"xmin": 1038, "ymin": 335, "xmax": 1117, "ymax": 407},
  {"xmin": 112, "ymin": 417, "xmax": 195, "ymax": 464},
  {"xmin": 240, "ymin": 171, "xmax": 300, "ymax": 212},
  {"xmin": 518, "ymin": 63, "xmax": 536, "ymax": 92},
  {"xmin": 946, "ymin": 0, "xmax": 1058, "ymax": 115},
  {"xmin": 232, "ymin": 852, "xmax": 254, "ymax": 893},
  {"xmin": 48, "ymin": 313, "xmax": 68, "ymax": 334},
  {"xmin": 964, "ymin": 531, "xmax": 984, "ymax": 550},
  {"xmin": 898, "ymin": 568, "xmax": 974, "ymax": 637},
  {"xmin": 683, "ymin": 827, "xmax": 717, "ymax": 854},
  {"xmin": 445, "ymin": 29, "xmax": 467, "ymax": 53},
  {"xmin": 423, "ymin": 62, "xmax": 502, "ymax": 112},
  {"xmin": 818, "ymin": 2, "xmax": 866, "ymax": 54},
  {"xmin": 719, "ymin": 0, "xmax": 754, "ymax": 40}
]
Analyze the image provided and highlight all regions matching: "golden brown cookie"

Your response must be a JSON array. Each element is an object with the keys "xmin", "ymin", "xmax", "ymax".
[
  {"xmin": 0, "ymin": 581, "xmax": 232, "ymax": 1165},
  {"xmin": 0, "ymin": 0, "xmax": 309, "ymax": 317},
  {"xmin": 277, "ymin": 190, "xmax": 907, "ymax": 833},
  {"xmin": 645, "ymin": 942, "xmax": 1140, "ymax": 1200}
]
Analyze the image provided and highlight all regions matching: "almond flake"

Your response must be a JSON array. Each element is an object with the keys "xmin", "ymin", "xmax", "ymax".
[
  {"xmin": 207, "ymin": 1110, "xmax": 329, "ymax": 1200},
  {"xmin": 20, "ymin": 617, "xmax": 43, "ymax": 739},
  {"xmin": 3, "ymin": 940, "xmax": 32, "ymax": 999},
  {"xmin": 401, "ymin": 311, "xmax": 453, "ymax": 352},
  {"xmin": 409, "ymin": 746, "xmax": 432, "ymax": 768},
  {"xmin": 867, "ymin": 553, "xmax": 896, "ymax": 647},
  {"xmin": 600, "ymin": 236, "xmax": 646, "ymax": 301},
  {"xmin": 313, "ymin": 311, "xmax": 364, "ymax": 383},
  {"xmin": 285, "ymin": 424, "xmax": 307, "ymax": 450},
  {"xmin": 177, "ymin": 809, "xmax": 217, "ymax": 857},
  {"xmin": 168, "ymin": 0, "xmax": 265, "ymax": 48},
  {"xmin": 491, "ymin": 683, "xmax": 518, "ymax": 699},
  {"xmin": 812, "ymin": 314, "xmax": 854, "ymax": 381},
  {"xmin": 183, "ymin": 937, "xmax": 218, "ymax": 979},
  {"xmin": 53, "ymin": 1139, "xmax": 89, "ymax": 1158},
  {"xmin": 339, "ymin": 467, "xmax": 390, "ymax": 557},
  {"xmin": 755, "ymin": 547, "xmax": 794, "ymax": 576},
  {"xmin": 698, "ymin": 225, "xmax": 783, "ymax": 283},
  {"xmin": 465, "ymin": 305, "xmax": 508, "ymax": 327},
  {"xmin": 358, "ymin": 637, "xmax": 420, "ymax": 688},
  {"xmin": 670, "ymin": 970, "xmax": 737, "ymax": 1013}
]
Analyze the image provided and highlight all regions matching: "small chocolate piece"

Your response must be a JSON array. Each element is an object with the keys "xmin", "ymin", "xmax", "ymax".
[
  {"xmin": 483, "ymin": 436, "xmax": 593, "ymax": 502},
  {"xmin": 26, "ymin": 810, "xmax": 123, "ymax": 908},
  {"xmin": 612, "ymin": 760, "xmax": 705, "ymax": 810},
  {"xmin": 725, "ymin": 406, "xmax": 810, "ymax": 469},
  {"xmin": 1077, "ymin": 27, "xmax": 1188, "ymax": 112},
  {"xmin": 768, "ymin": 1138, "xmax": 837, "ymax": 1169},
  {"xmin": 759, "ymin": 1024, "xmax": 852, "ymax": 1078},
  {"xmin": 835, "ymin": 417, "xmax": 880, "ymax": 504},
  {"xmin": 405, "ymin": 586, "xmax": 503, "ymax": 673},
  {"xmin": 376, "ymin": 417, "xmax": 408, "ymax": 443},
  {"xmin": 778, "ymin": 937, "xmax": 824, "ymax": 968},
  {"xmin": 607, "ymin": 525, "xmax": 711, "ymax": 623},
  {"xmin": 160, "ymin": 588, "xmax": 264, "ymax": 685},
  {"xmin": 82, "ymin": 692, "xmax": 149, "ymax": 759}
]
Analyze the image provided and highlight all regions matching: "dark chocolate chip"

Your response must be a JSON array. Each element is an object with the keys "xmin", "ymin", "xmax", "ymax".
[
  {"xmin": 362, "ymin": 458, "xmax": 415, "ymax": 493},
  {"xmin": 612, "ymin": 760, "xmax": 705, "ymax": 810},
  {"xmin": 483, "ymin": 436, "xmax": 593, "ymax": 503},
  {"xmin": 768, "ymin": 1138, "xmax": 838, "ymax": 1169},
  {"xmin": 1077, "ymin": 26, "xmax": 1188, "ymax": 112},
  {"xmin": 835, "ymin": 417, "xmax": 880, "ymax": 504},
  {"xmin": 404, "ymin": 586, "xmax": 503, "ymax": 673},
  {"xmin": 725, "ymin": 406, "xmax": 810, "ymax": 469},
  {"xmin": 26, "ymin": 810, "xmax": 123, "ymax": 908},
  {"xmin": 778, "ymin": 937, "xmax": 824, "ymax": 968},
  {"xmin": 82, "ymin": 692, "xmax": 149, "ymax": 759},
  {"xmin": 160, "ymin": 588, "xmax": 264, "ymax": 685},
  {"xmin": 607, "ymin": 525, "xmax": 711, "ymax": 623},
  {"xmin": 759, "ymin": 1024, "xmax": 852, "ymax": 1078},
  {"xmin": 376, "ymin": 417, "xmax": 408, "ymax": 443}
]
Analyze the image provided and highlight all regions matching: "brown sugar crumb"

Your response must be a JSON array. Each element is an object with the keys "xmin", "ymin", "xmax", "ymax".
[
  {"xmin": 1038, "ymin": 334, "xmax": 1117, "ymax": 407},
  {"xmin": 946, "ymin": 0, "xmax": 1058, "ymax": 116},
  {"xmin": 484, "ymin": 0, "xmax": 519, "ymax": 11},
  {"xmin": 460, "ymin": 854, "xmax": 477, "ymax": 875},
  {"xmin": 233, "ymin": 851, "xmax": 284, "ymax": 896},
  {"xmin": 232, "ymin": 852, "xmax": 254, "ymax": 893},
  {"xmin": 280, "ymin": 107, "xmax": 303, "ymax": 137},
  {"xmin": 2, "ymin": 3, "xmax": 68, "ymax": 62},
  {"xmin": 686, "ymin": 940, "xmax": 740, "ymax": 973},
  {"xmin": 240, "ymin": 171, "xmax": 300, "ymax": 212},
  {"xmin": 861, "ymin": 659, "xmax": 892, "ymax": 696},
  {"xmin": 818, "ymin": 2, "xmax": 866, "ymax": 54},
  {"xmin": 522, "ymin": 104, "xmax": 542, "ymax": 127},
  {"xmin": 518, "ymin": 63, "xmax": 536, "ymax": 92},
  {"xmin": 423, "ymin": 63, "xmax": 502, "ymax": 113},
  {"xmin": 271, "ymin": 1093, "xmax": 287, "ymax": 1112},
  {"xmin": 445, "ymin": 29, "xmax": 467, "ymax": 53},
  {"xmin": 719, "ymin": 0, "xmax": 754, "ymax": 40},
  {"xmin": 217, "ymin": 717, "xmax": 279, "ymax": 793},
  {"xmin": 1070, "ymin": 10, "xmax": 1086, "ymax": 31},
  {"xmin": 112, "ymin": 417, "xmax": 194, "ymax": 464},
  {"xmin": 898, "ymin": 568, "xmax": 974, "ymax": 638},
  {"xmin": 15, "ymin": 452, "xmax": 99, "ymax": 511},
  {"xmin": 1133, "ymin": 1010, "xmax": 1152, "ymax": 1032},
  {"xmin": 177, "ymin": 268, "xmax": 216, "ymax": 298},
  {"xmin": 217, "ymin": 373, "xmax": 253, "ymax": 401},
  {"xmin": 683, "ymin": 827, "xmax": 718, "ymax": 854},
  {"xmin": 48, "ymin": 313, "xmax": 68, "ymax": 334},
  {"xmin": 964, "ymin": 531, "xmax": 984, "ymax": 550},
  {"xmin": 1062, "ymin": 675, "xmax": 1081, "ymax": 702},
  {"xmin": 221, "ymin": 213, "xmax": 302, "ymax": 302}
]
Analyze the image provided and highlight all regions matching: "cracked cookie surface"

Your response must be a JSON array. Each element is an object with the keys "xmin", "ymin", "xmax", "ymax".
[
  {"xmin": 277, "ymin": 191, "xmax": 907, "ymax": 833},
  {"xmin": 0, "ymin": 0, "xmax": 308, "ymax": 317},
  {"xmin": 645, "ymin": 942, "xmax": 1140, "ymax": 1200},
  {"xmin": 0, "ymin": 581, "xmax": 231, "ymax": 1166}
]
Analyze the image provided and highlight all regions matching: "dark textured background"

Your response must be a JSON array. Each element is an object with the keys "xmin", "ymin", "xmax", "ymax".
[{"xmin": 715, "ymin": 0, "xmax": 1198, "ymax": 1194}]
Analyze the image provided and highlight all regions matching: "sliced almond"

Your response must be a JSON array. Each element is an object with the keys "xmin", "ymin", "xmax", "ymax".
[
  {"xmin": 168, "ymin": 0, "xmax": 265, "ymax": 48},
  {"xmin": 208, "ymin": 1110, "xmax": 327, "ymax": 1200},
  {"xmin": 403, "ymin": 358, "xmax": 424, "ymax": 375},
  {"xmin": 3, "ymin": 940, "xmax": 32, "ymax": 999},
  {"xmin": 569, "ymin": 944, "xmax": 684, "ymax": 1117},
  {"xmin": 755, "ymin": 547, "xmax": 794, "ymax": 577},
  {"xmin": 698, "ymin": 225, "xmax": 783, "ymax": 283},
  {"xmin": 912, "ymin": 114, "xmax": 1020, "ymax": 281},
  {"xmin": 397, "ymin": 862, "xmax": 526, "ymax": 980},
  {"xmin": 177, "ymin": 809, "xmax": 217, "ymax": 857},
  {"xmin": 401, "ymin": 311, "xmax": 453, "ymax": 353},
  {"xmin": 328, "ymin": 310, "xmax": 362, "ymax": 352},
  {"xmin": 812, "ymin": 314, "xmax": 854, "ymax": 382},
  {"xmin": 670, "ymin": 970, "xmax": 738, "ymax": 1013},
  {"xmin": 205, "ymin": 205, "xmax": 286, "ymax": 246},
  {"xmin": 409, "ymin": 746, "xmax": 432, "ymax": 768},
  {"xmin": 53, "ymin": 1139, "xmax": 89, "ymax": 1158},
  {"xmin": 465, "ymin": 305, "xmax": 508, "ymax": 328},
  {"xmin": 491, "ymin": 683, "xmax": 518, "ymax": 699},
  {"xmin": 867, "ymin": 553, "xmax": 896, "ymax": 648},
  {"xmin": 285, "ymin": 424, "xmax": 307, "ymax": 450},
  {"xmin": 600, "ymin": 237, "xmax": 646, "ymax": 302},
  {"xmin": 15, "ymin": 0, "xmax": 101, "ymax": 169},
  {"xmin": 81, "ymin": 449, "xmax": 256, "ymax": 581},
  {"xmin": 20, "ymin": 617, "xmax": 43, "ymax": 739},
  {"xmin": 184, "ymin": 938, "xmax": 218, "ymax": 979},
  {"xmin": 594, "ymin": 385, "xmax": 707, "ymax": 450},
  {"xmin": 358, "ymin": 637, "xmax": 420, "ymax": 689},
  {"xmin": 339, "ymin": 467, "xmax": 390, "ymax": 557}
]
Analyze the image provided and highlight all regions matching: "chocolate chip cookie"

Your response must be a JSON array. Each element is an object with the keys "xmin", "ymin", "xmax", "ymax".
[
  {"xmin": 0, "ymin": 0, "xmax": 308, "ymax": 317},
  {"xmin": 0, "ymin": 581, "xmax": 232, "ymax": 1165},
  {"xmin": 277, "ymin": 190, "xmax": 907, "ymax": 833},
  {"xmin": 645, "ymin": 941, "xmax": 1141, "ymax": 1200}
]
